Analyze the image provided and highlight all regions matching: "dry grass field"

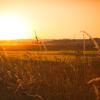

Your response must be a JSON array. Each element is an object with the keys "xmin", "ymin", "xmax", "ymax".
[
  {"xmin": 0, "ymin": 0, "xmax": 100, "ymax": 100},
  {"xmin": 0, "ymin": 51, "xmax": 100, "ymax": 100}
]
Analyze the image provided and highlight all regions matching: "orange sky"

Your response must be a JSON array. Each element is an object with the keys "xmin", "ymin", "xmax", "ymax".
[{"xmin": 0, "ymin": 0, "xmax": 100, "ymax": 39}]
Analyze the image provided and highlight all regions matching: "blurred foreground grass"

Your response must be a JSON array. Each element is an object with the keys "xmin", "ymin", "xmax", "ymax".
[{"xmin": 0, "ymin": 51, "xmax": 99, "ymax": 100}]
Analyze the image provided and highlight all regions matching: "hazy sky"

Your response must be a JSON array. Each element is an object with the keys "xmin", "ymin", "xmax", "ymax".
[{"xmin": 0, "ymin": 0, "xmax": 100, "ymax": 39}]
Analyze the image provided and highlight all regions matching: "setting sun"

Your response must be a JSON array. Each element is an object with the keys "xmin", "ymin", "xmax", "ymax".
[
  {"xmin": 0, "ymin": 0, "xmax": 99, "ymax": 39},
  {"xmin": 0, "ymin": 16, "xmax": 29, "ymax": 40}
]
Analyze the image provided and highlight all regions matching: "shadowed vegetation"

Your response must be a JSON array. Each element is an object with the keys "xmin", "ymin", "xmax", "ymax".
[{"xmin": 0, "ymin": 51, "xmax": 100, "ymax": 100}]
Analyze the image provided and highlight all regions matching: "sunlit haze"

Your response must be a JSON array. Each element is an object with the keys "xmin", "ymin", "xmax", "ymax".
[{"xmin": 0, "ymin": 0, "xmax": 100, "ymax": 40}]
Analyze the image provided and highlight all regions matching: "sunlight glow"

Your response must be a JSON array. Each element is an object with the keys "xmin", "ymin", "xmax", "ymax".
[{"xmin": 0, "ymin": 16, "xmax": 29, "ymax": 40}]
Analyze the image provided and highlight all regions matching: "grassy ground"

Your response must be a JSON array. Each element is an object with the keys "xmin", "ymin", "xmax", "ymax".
[{"xmin": 0, "ymin": 51, "xmax": 100, "ymax": 100}]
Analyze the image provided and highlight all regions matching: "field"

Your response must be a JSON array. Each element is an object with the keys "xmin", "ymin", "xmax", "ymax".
[
  {"xmin": 0, "ymin": 50, "xmax": 100, "ymax": 100},
  {"xmin": 0, "ymin": 0, "xmax": 100, "ymax": 99}
]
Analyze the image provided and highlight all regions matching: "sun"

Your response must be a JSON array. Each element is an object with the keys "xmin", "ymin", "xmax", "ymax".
[{"xmin": 0, "ymin": 16, "xmax": 29, "ymax": 40}]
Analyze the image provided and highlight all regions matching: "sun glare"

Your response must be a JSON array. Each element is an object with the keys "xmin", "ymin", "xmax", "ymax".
[{"xmin": 0, "ymin": 16, "xmax": 29, "ymax": 40}]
